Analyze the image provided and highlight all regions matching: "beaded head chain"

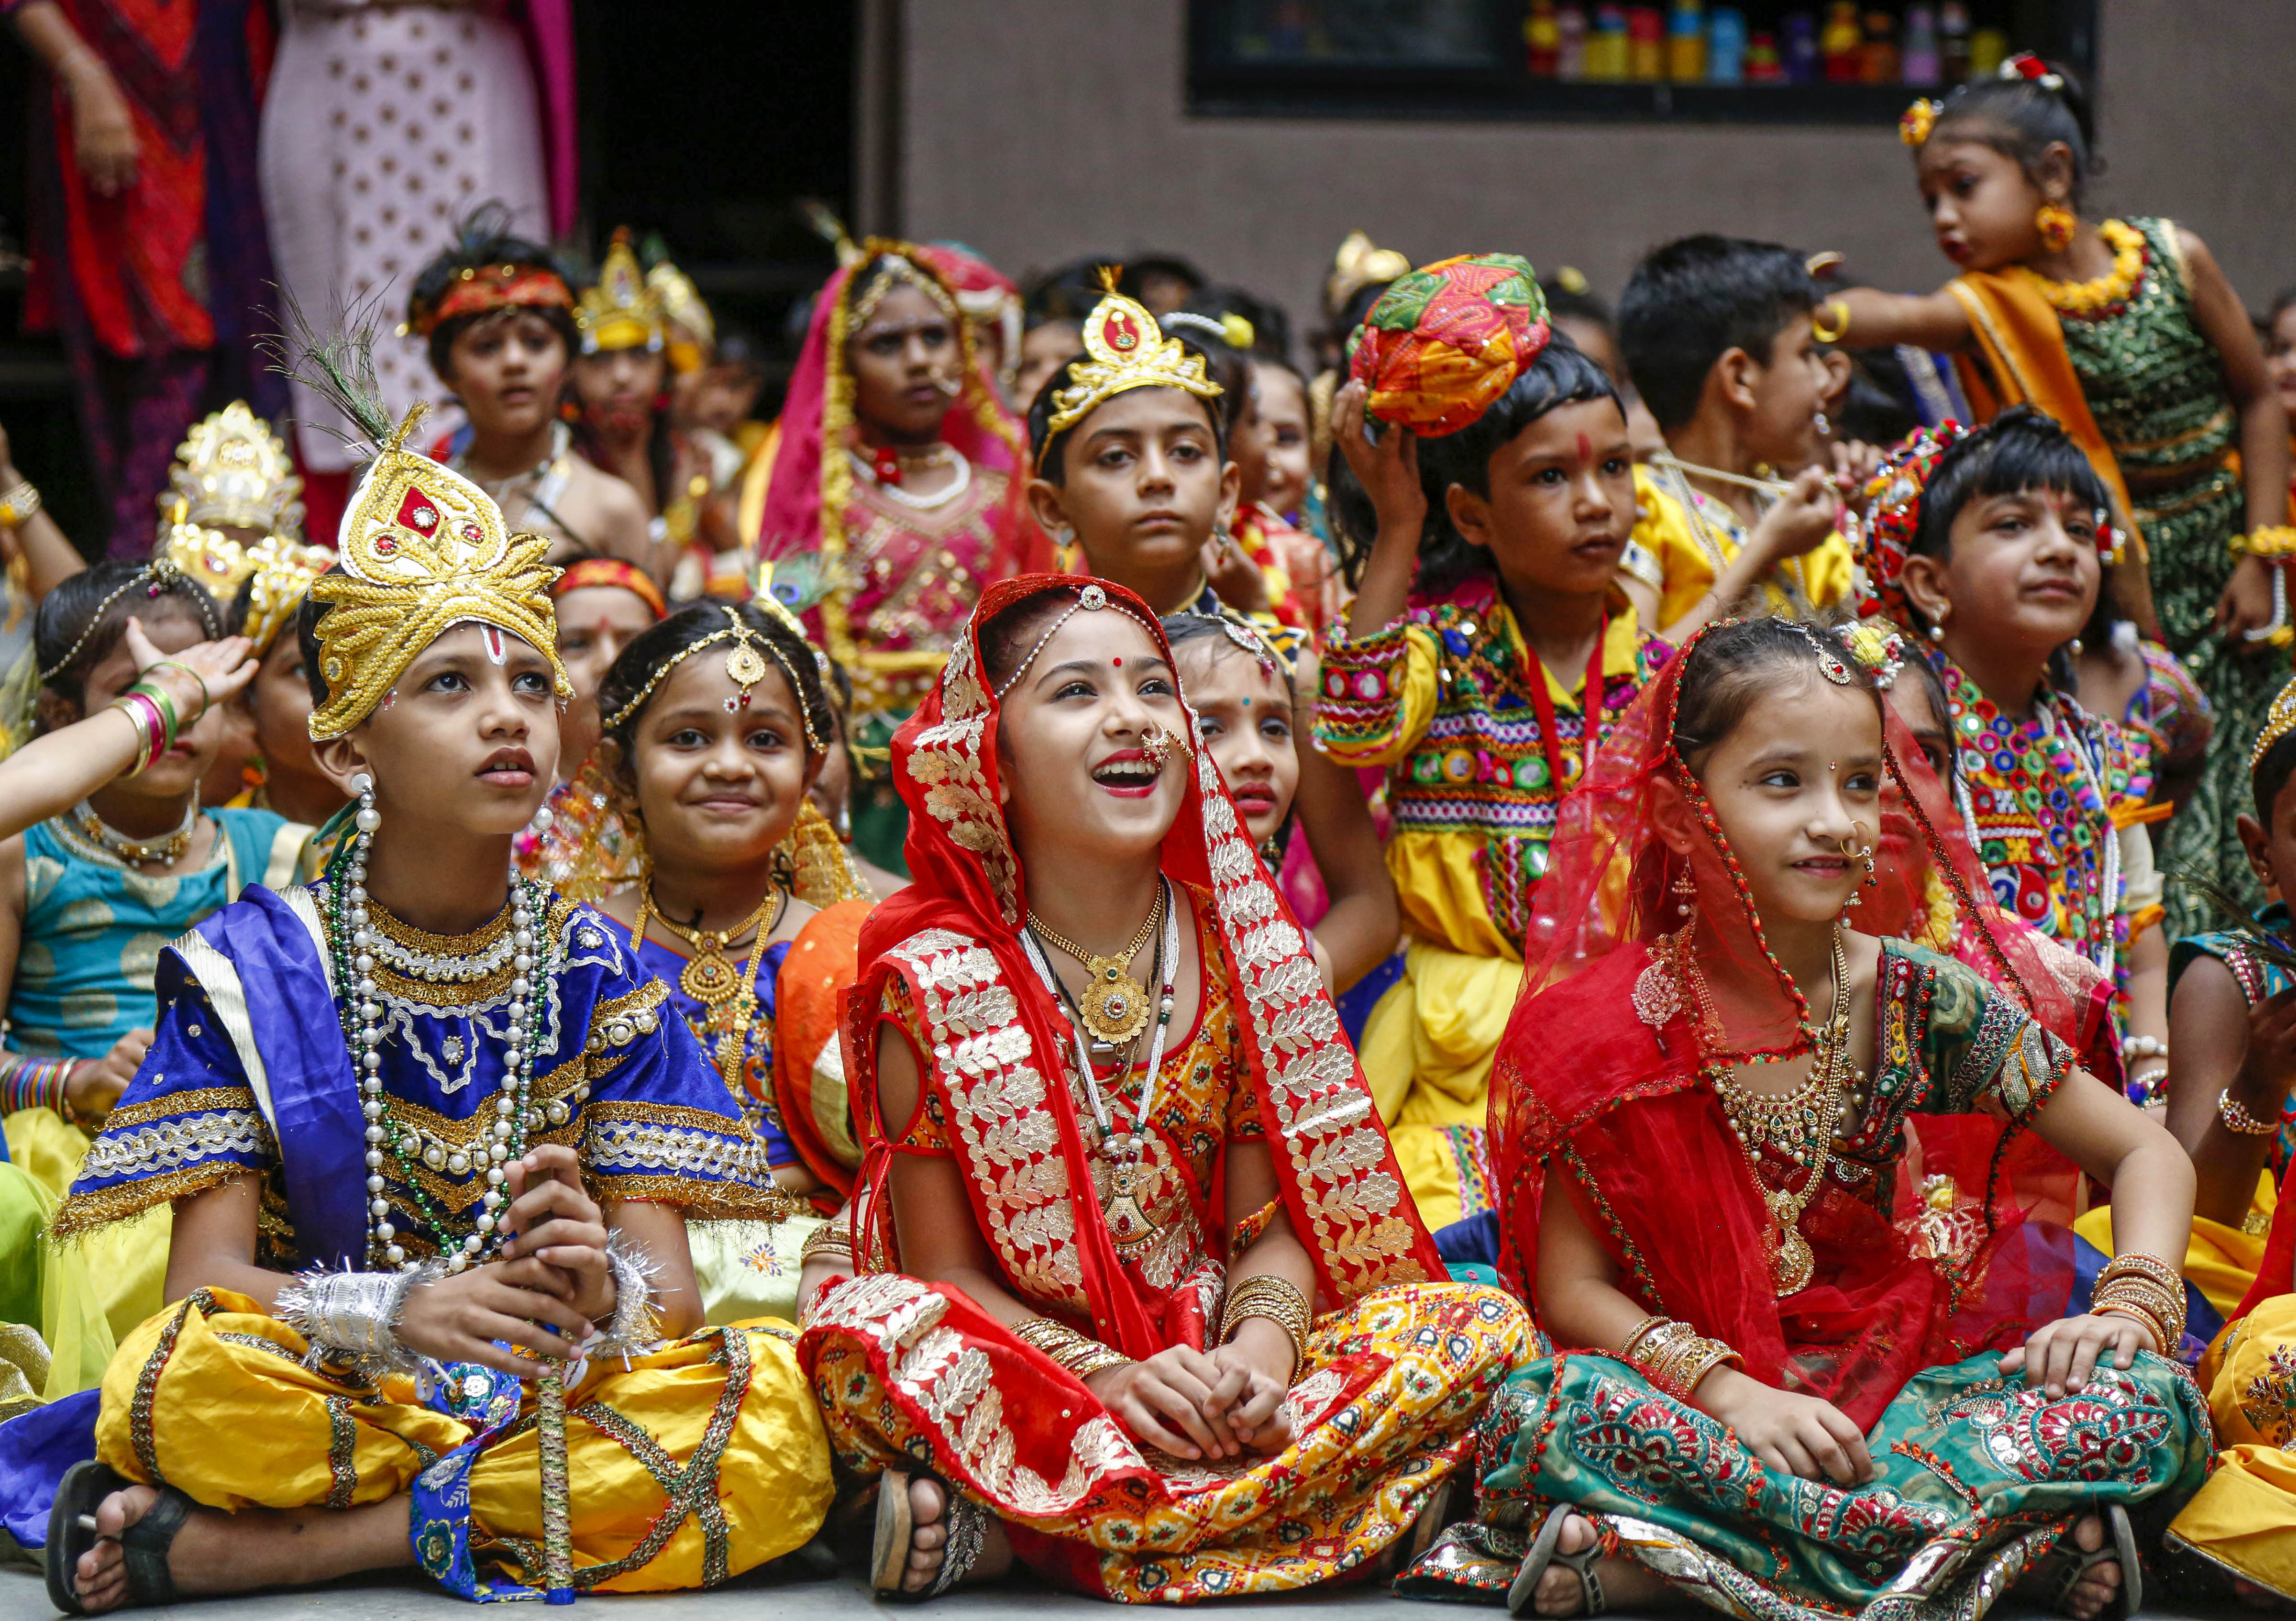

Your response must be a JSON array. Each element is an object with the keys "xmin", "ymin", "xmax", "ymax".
[
  {"xmin": 600, "ymin": 605, "xmax": 824, "ymax": 752},
  {"xmin": 39, "ymin": 559, "xmax": 221, "ymax": 683}
]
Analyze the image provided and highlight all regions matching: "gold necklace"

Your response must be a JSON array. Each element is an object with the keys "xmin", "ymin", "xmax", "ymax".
[
  {"xmin": 71, "ymin": 798, "xmax": 197, "ymax": 866},
  {"xmin": 1029, "ymin": 887, "xmax": 1166, "ymax": 1047},
  {"xmin": 1701, "ymin": 927, "xmax": 1862, "ymax": 1297},
  {"xmin": 632, "ymin": 883, "xmax": 784, "ymax": 1094},
  {"xmin": 2028, "ymin": 218, "xmax": 2145, "ymax": 316}
]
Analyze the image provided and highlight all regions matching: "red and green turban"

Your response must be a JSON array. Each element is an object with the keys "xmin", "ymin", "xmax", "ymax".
[{"xmin": 1346, "ymin": 253, "xmax": 1551, "ymax": 436}]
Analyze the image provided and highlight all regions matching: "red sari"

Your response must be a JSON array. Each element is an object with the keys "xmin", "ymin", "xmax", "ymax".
[{"xmin": 799, "ymin": 577, "xmax": 1530, "ymax": 1600}]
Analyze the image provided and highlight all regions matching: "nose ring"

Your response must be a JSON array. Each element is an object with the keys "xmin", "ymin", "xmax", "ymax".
[{"xmin": 1141, "ymin": 723, "xmax": 1188, "ymax": 771}]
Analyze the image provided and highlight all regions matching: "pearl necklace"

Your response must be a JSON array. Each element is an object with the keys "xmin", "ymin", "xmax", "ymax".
[{"xmin": 334, "ymin": 771, "xmax": 550, "ymax": 1274}]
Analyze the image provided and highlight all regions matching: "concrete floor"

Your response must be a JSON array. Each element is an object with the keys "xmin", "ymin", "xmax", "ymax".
[
  {"xmin": 0, "ymin": 1565, "xmax": 2258, "ymax": 1620},
  {"xmin": 0, "ymin": 1565, "xmax": 1442, "ymax": 1617}
]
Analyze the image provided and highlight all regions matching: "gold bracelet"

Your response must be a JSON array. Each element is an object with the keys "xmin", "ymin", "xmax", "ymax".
[
  {"xmin": 0, "ymin": 481, "xmax": 37, "ymax": 530},
  {"xmin": 797, "ymin": 1223, "xmax": 853, "ymax": 1265},
  {"xmin": 1810, "ymin": 298, "xmax": 1851, "ymax": 344},
  {"xmin": 2091, "ymin": 1276, "xmax": 2186, "ymax": 1348},
  {"xmin": 2219, "ymin": 1088, "xmax": 2281, "ymax": 1136},
  {"xmin": 2234, "ymin": 525, "xmax": 2296, "ymax": 560},
  {"xmin": 2094, "ymin": 1302, "xmax": 2170, "ymax": 1358},
  {"xmin": 1011, "ymin": 1316, "xmax": 1134, "ymax": 1380},
  {"xmin": 2096, "ymin": 1252, "xmax": 2184, "ymax": 1292},
  {"xmin": 1618, "ymin": 1314, "xmax": 1667, "ymax": 1361},
  {"xmin": 1218, "ymin": 1274, "xmax": 1312, "ymax": 1387}
]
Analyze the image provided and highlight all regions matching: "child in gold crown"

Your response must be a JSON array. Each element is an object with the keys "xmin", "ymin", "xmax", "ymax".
[{"xmin": 35, "ymin": 361, "xmax": 828, "ymax": 1611}]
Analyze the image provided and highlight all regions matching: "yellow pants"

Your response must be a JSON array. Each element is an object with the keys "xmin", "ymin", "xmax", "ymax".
[
  {"xmin": 2167, "ymin": 1294, "xmax": 2296, "ymax": 1599},
  {"xmin": 97, "ymin": 1288, "xmax": 834, "ymax": 1593},
  {"xmin": 1358, "ymin": 942, "xmax": 1522, "ymax": 1233},
  {"xmin": 5, "ymin": 1107, "xmax": 168, "ymax": 1343}
]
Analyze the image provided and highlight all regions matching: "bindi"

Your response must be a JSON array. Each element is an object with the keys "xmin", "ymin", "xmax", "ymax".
[{"xmin": 1575, "ymin": 432, "xmax": 1592, "ymax": 466}]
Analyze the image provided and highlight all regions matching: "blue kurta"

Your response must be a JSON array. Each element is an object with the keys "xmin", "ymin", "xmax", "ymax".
[{"xmin": 53, "ymin": 879, "xmax": 780, "ymax": 1261}]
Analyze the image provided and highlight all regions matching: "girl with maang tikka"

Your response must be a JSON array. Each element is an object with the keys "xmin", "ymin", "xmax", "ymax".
[
  {"xmin": 1401, "ymin": 616, "xmax": 2207, "ymax": 1620},
  {"xmin": 800, "ymin": 574, "xmax": 1532, "ymax": 1602},
  {"xmin": 743, "ymin": 242, "xmax": 1046, "ymax": 877}
]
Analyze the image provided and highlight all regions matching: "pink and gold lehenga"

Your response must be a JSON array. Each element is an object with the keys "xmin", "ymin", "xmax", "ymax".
[{"xmin": 797, "ymin": 577, "xmax": 1532, "ymax": 1601}]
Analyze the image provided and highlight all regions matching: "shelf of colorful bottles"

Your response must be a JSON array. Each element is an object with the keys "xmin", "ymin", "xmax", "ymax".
[{"xmin": 1188, "ymin": 0, "xmax": 2096, "ymax": 125}]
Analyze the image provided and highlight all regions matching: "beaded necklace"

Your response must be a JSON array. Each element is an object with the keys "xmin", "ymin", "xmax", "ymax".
[
  {"xmin": 1932, "ymin": 651, "xmax": 2120, "ymax": 972},
  {"xmin": 325, "ymin": 772, "xmax": 555, "ymax": 1273}
]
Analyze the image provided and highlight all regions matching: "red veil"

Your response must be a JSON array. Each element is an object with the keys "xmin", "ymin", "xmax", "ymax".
[
  {"xmin": 841, "ymin": 575, "xmax": 1443, "ymax": 1360},
  {"xmin": 1489, "ymin": 625, "xmax": 2085, "ymax": 1430}
]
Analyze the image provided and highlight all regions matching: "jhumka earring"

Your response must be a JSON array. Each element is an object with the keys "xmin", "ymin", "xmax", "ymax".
[
  {"xmin": 2035, "ymin": 201, "xmax": 2077, "ymax": 253},
  {"xmin": 1671, "ymin": 865, "xmax": 1697, "ymax": 919}
]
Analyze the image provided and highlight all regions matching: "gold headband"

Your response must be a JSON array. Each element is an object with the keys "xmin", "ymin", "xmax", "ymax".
[
  {"xmin": 2254, "ymin": 674, "xmax": 2296, "ymax": 771},
  {"xmin": 1042, "ymin": 280, "xmax": 1223, "ymax": 452},
  {"xmin": 599, "ymin": 605, "xmax": 823, "ymax": 752},
  {"xmin": 305, "ymin": 403, "xmax": 572, "ymax": 739},
  {"xmin": 575, "ymin": 231, "xmax": 665, "ymax": 355}
]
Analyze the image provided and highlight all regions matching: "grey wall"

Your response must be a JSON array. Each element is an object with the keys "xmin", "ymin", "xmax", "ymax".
[{"xmin": 892, "ymin": 0, "xmax": 2296, "ymax": 344}]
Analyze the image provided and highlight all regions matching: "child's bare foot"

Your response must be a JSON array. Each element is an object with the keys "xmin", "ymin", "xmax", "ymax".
[
  {"xmin": 1526, "ymin": 1512, "xmax": 1674, "ymax": 1617},
  {"xmin": 900, "ymin": 1475, "xmax": 1012, "ymax": 1595}
]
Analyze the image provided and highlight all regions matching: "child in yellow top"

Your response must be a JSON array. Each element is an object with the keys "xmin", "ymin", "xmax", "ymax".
[
  {"xmin": 1615, "ymin": 233, "xmax": 1856, "ymax": 642},
  {"xmin": 1320, "ymin": 263, "xmax": 1668, "ymax": 1232}
]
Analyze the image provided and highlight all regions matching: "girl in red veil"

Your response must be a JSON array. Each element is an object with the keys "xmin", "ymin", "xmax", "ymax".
[
  {"xmin": 1402, "ymin": 616, "xmax": 2207, "ymax": 1620},
  {"xmin": 798, "ymin": 575, "xmax": 1532, "ymax": 1602}
]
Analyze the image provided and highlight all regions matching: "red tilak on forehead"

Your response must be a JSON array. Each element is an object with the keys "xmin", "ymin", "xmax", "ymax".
[{"xmin": 1576, "ymin": 432, "xmax": 1592, "ymax": 465}]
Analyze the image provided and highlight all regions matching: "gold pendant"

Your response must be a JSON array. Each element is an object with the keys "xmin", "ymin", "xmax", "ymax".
[
  {"xmin": 681, "ymin": 948, "xmax": 740, "ymax": 1006},
  {"xmin": 1098, "ymin": 1136, "xmax": 1155, "ymax": 1255},
  {"xmin": 1766, "ymin": 1187, "xmax": 1815, "ymax": 1296},
  {"xmin": 1078, "ymin": 960, "xmax": 1153, "ymax": 1046}
]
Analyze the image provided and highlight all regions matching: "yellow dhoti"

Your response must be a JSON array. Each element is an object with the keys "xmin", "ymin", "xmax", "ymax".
[
  {"xmin": 96, "ymin": 1288, "xmax": 834, "ymax": 1593},
  {"xmin": 1359, "ymin": 942, "xmax": 1520, "ymax": 1233},
  {"xmin": 2166, "ymin": 1293, "xmax": 2296, "ymax": 1600}
]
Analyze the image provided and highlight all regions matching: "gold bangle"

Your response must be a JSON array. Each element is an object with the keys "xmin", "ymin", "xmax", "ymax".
[
  {"xmin": 1618, "ymin": 1314, "xmax": 1667, "ymax": 1361},
  {"xmin": 797, "ymin": 1223, "xmax": 853, "ymax": 1265},
  {"xmin": 0, "ymin": 481, "xmax": 38, "ymax": 530},
  {"xmin": 2092, "ymin": 1277, "xmax": 2186, "ymax": 1347},
  {"xmin": 2094, "ymin": 1303, "xmax": 2170, "ymax": 1358},
  {"xmin": 2096, "ymin": 1252, "xmax": 2184, "ymax": 1292},
  {"xmin": 1810, "ymin": 298, "xmax": 1850, "ymax": 344},
  {"xmin": 2219, "ymin": 1088, "xmax": 2281, "ymax": 1136},
  {"xmin": 1011, "ymin": 1316, "xmax": 1134, "ymax": 1380},
  {"xmin": 1219, "ymin": 1274, "xmax": 1312, "ymax": 1387}
]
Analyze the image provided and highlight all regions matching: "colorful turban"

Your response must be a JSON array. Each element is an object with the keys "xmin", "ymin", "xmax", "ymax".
[{"xmin": 1346, "ymin": 253, "xmax": 1550, "ymax": 436}]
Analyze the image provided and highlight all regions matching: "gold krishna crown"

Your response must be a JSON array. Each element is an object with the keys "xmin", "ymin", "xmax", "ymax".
[
  {"xmin": 2253, "ymin": 673, "xmax": 2296, "ymax": 771},
  {"xmin": 646, "ymin": 257, "xmax": 714, "ymax": 356},
  {"xmin": 237, "ymin": 535, "xmax": 338, "ymax": 655},
  {"xmin": 1043, "ymin": 275, "xmax": 1223, "ymax": 449},
  {"xmin": 156, "ymin": 402, "xmax": 307, "ymax": 594},
  {"xmin": 306, "ymin": 402, "xmax": 571, "ymax": 739},
  {"xmin": 575, "ymin": 230, "xmax": 664, "ymax": 355}
]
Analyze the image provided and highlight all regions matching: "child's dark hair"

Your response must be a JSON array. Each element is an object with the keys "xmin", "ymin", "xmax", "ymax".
[
  {"xmin": 596, "ymin": 602, "xmax": 833, "ymax": 759},
  {"xmin": 36, "ymin": 561, "xmax": 223, "ymax": 714},
  {"xmin": 1928, "ymin": 60, "xmax": 2099, "ymax": 212},
  {"xmin": 1617, "ymin": 235, "xmax": 1815, "ymax": 433},
  {"xmin": 1027, "ymin": 352, "xmax": 1228, "ymax": 486},
  {"xmin": 1161, "ymin": 611, "xmax": 1297, "ymax": 699},
  {"xmin": 1901, "ymin": 406, "xmax": 2113, "ymax": 635},
  {"xmin": 2257, "ymin": 734, "xmax": 2296, "ymax": 832},
  {"xmin": 1888, "ymin": 649, "xmax": 1957, "ymax": 787},
  {"xmin": 1327, "ymin": 337, "xmax": 1621, "ymax": 600},
  {"xmin": 709, "ymin": 324, "xmax": 768, "ymax": 383},
  {"xmin": 1832, "ymin": 348, "xmax": 1922, "ymax": 446},
  {"xmin": 1539, "ymin": 275, "xmax": 1614, "ymax": 343},
  {"xmin": 407, "ymin": 202, "xmax": 579, "ymax": 378},
  {"xmin": 1172, "ymin": 286, "xmax": 1292, "ymax": 365},
  {"xmin": 1159, "ymin": 319, "xmax": 1249, "ymax": 435},
  {"xmin": 1672, "ymin": 618, "xmax": 1879, "ymax": 770}
]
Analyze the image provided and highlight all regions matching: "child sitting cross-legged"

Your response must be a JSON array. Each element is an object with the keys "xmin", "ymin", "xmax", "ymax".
[
  {"xmin": 1401, "ymin": 617, "xmax": 2208, "ymax": 1620},
  {"xmin": 38, "ymin": 377, "xmax": 828, "ymax": 1614}
]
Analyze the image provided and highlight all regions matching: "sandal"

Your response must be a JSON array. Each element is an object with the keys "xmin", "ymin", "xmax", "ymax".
[
  {"xmin": 44, "ymin": 1461, "xmax": 191, "ymax": 1616},
  {"xmin": 870, "ymin": 1467, "xmax": 990, "ymax": 1603},
  {"xmin": 2044, "ymin": 1503, "xmax": 2144, "ymax": 1621},
  {"xmin": 1388, "ymin": 1477, "xmax": 1455, "ymax": 1575},
  {"xmin": 1508, "ymin": 1502, "xmax": 1608, "ymax": 1618}
]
